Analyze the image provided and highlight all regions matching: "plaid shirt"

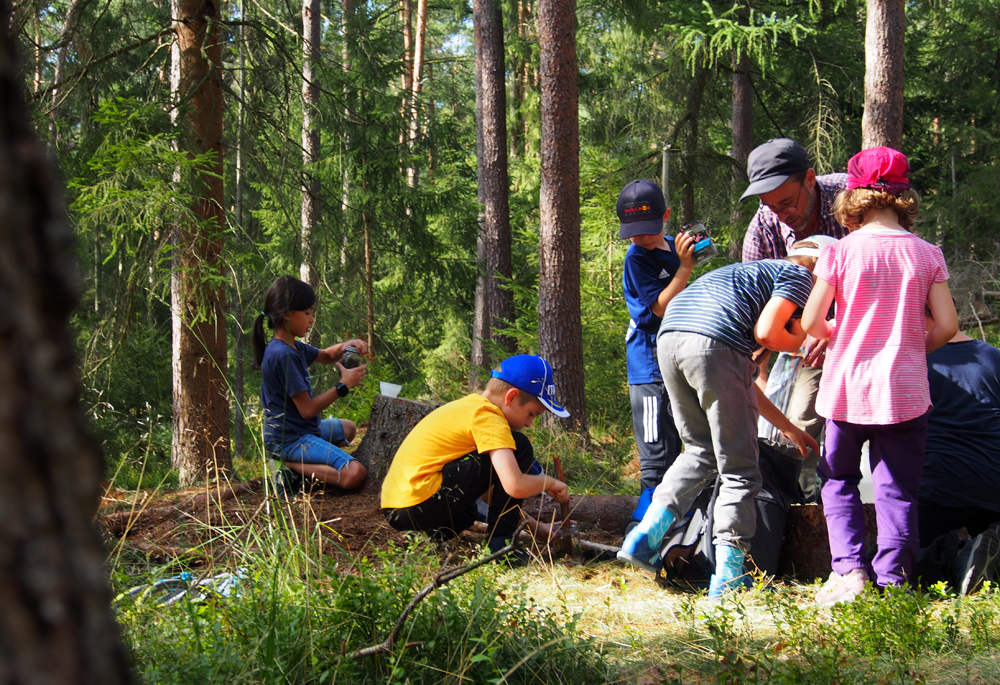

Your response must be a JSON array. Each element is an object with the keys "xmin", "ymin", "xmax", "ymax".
[{"xmin": 741, "ymin": 173, "xmax": 850, "ymax": 262}]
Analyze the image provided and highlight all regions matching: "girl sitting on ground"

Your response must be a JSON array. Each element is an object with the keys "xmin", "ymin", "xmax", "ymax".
[{"xmin": 252, "ymin": 275, "xmax": 368, "ymax": 497}]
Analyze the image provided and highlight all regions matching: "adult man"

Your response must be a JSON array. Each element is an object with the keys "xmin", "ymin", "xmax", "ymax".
[
  {"xmin": 740, "ymin": 138, "xmax": 849, "ymax": 501},
  {"xmin": 915, "ymin": 325, "xmax": 1000, "ymax": 593}
]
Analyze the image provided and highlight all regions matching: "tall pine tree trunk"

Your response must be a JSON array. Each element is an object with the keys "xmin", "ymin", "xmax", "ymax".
[
  {"xmin": 300, "ymin": 0, "xmax": 321, "ymax": 296},
  {"xmin": 406, "ymin": 0, "xmax": 427, "ymax": 188},
  {"xmin": 862, "ymin": 0, "xmax": 905, "ymax": 149},
  {"xmin": 470, "ymin": 0, "xmax": 515, "ymax": 390},
  {"xmin": 679, "ymin": 60, "xmax": 709, "ymax": 225},
  {"xmin": 730, "ymin": 26, "xmax": 753, "ymax": 256},
  {"xmin": 232, "ymin": 0, "xmax": 248, "ymax": 459},
  {"xmin": 538, "ymin": 0, "xmax": 587, "ymax": 434},
  {"xmin": 170, "ymin": 0, "xmax": 231, "ymax": 486},
  {"xmin": 0, "ymin": 4, "xmax": 133, "ymax": 678}
]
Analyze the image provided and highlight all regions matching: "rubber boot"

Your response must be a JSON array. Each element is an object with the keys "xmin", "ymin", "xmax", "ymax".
[
  {"xmin": 708, "ymin": 544, "xmax": 746, "ymax": 598},
  {"xmin": 617, "ymin": 502, "xmax": 675, "ymax": 572}
]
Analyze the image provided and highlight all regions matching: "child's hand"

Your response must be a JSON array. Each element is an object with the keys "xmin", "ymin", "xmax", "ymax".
[
  {"xmin": 545, "ymin": 478, "xmax": 569, "ymax": 504},
  {"xmin": 781, "ymin": 425, "xmax": 820, "ymax": 459},
  {"xmin": 674, "ymin": 230, "xmax": 697, "ymax": 269},
  {"xmin": 344, "ymin": 338, "xmax": 368, "ymax": 355},
  {"xmin": 803, "ymin": 336, "xmax": 828, "ymax": 367},
  {"xmin": 337, "ymin": 361, "xmax": 367, "ymax": 388}
]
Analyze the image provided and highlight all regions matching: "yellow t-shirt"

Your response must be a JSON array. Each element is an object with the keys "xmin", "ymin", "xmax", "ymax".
[{"xmin": 381, "ymin": 394, "xmax": 516, "ymax": 509}]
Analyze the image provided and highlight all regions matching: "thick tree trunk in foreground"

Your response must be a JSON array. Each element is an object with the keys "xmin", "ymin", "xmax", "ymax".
[
  {"xmin": 170, "ymin": 0, "xmax": 231, "ymax": 485},
  {"xmin": 470, "ymin": 0, "xmax": 515, "ymax": 390},
  {"xmin": 0, "ymin": 4, "xmax": 133, "ymax": 679},
  {"xmin": 862, "ymin": 0, "xmax": 905, "ymax": 150},
  {"xmin": 538, "ymin": 0, "xmax": 587, "ymax": 434}
]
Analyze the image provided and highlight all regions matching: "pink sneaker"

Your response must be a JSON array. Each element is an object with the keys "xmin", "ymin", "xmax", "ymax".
[{"xmin": 816, "ymin": 568, "xmax": 869, "ymax": 606}]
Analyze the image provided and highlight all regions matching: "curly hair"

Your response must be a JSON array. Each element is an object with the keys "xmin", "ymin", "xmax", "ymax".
[{"xmin": 833, "ymin": 187, "xmax": 919, "ymax": 231}]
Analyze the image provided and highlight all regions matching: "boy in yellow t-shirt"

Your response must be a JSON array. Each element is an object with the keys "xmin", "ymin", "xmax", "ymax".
[{"xmin": 382, "ymin": 355, "xmax": 571, "ymax": 553}]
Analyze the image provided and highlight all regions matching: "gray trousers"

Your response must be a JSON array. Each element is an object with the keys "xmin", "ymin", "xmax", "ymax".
[{"xmin": 654, "ymin": 332, "xmax": 762, "ymax": 549}]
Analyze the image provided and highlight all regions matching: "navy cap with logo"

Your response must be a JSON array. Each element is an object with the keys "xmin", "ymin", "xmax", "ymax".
[
  {"xmin": 739, "ymin": 138, "xmax": 812, "ymax": 202},
  {"xmin": 491, "ymin": 354, "xmax": 570, "ymax": 418},
  {"xmin": 617, "ymin": 179, "xmax": 667, "ymax": 239}
]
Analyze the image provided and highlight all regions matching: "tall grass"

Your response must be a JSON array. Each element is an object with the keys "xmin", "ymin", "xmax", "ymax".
[{"xmin": 112, "ymin": 490, "xmax": 614, "ymax": 684}]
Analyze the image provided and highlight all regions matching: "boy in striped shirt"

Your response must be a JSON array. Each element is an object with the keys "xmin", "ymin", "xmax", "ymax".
[{"xmin": 618, "ymin": 250, "xmax": 821, "ymax": 597}]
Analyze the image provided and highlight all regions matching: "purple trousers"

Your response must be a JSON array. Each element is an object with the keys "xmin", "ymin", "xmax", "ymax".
[{"xmin": 819, "ymin": 414, "xmax": 928, "ymax": 587}]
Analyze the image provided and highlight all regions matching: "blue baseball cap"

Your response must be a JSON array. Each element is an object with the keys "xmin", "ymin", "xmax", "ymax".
[{"xmin": 491, "ymin": 354, "xmax": 570, "ymax": 418}]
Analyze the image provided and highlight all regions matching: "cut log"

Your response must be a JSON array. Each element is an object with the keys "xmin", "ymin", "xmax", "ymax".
[
  {"xmin": 521, "ymin": 494, "xmax": 638, "ymax": 535},
  {"xmin": 778, "ymin": 502, "xmax": 878, "ymax": 582},
  {"xmin": 353, "ymin": 395, "xmax": 440, "ymax": 490}
]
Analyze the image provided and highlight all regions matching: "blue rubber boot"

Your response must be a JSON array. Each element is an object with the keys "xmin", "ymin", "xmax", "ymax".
[
  {"xmin": 708, "ymin": 544, "xmax": 747, "ymax": 598},
  {"xmin": 617, "ymin": 503, "xmax": 675, "ymax": 572}
]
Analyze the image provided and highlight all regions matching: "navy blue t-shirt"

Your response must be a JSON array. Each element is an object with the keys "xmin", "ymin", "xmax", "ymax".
[
  {"xmin": 261, "ymin": 338, "xmax": 321, "ymax": 445},
  {"xmin": 623, "ymin": 238, "xmax": 682, "ymax": 384},
  {"xmin": 658, "ymin": 259, "xmax": 813, "ymax": 358},
  {"xmin": 920, "ymin": 339, "xmax": 1000, "ymax": 512}
]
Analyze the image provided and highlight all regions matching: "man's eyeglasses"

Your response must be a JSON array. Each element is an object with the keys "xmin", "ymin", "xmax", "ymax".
[{"xmin": 761, "ymin": 183, "xmax": 805, "ymax": 216}]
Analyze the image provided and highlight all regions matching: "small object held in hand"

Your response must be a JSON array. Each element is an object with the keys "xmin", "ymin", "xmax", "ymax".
[
  {"xmin": 680, "ymin": 220, "xmax": 719, "ymax": 265},
  {"xmin": 341, "ymin": 344, "xmax": 363, "ymax": 369},
  {"xmin": 552, "ymin": 455, "xmax": 579, "ymax": 559}
]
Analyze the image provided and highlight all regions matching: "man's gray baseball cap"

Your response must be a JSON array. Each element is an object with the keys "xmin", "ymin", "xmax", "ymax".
[{"xmin": 739, "ymin": 138, "xmax": 811, "ymax": 202}]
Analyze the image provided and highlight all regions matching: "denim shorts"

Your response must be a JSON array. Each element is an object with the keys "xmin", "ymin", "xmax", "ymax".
[{"xmin": 271, "ymin": 418, "xmax": 355, "ymax": 470}]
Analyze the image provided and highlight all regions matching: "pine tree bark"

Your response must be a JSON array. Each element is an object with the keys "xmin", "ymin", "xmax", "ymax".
[
  {"xmin": 538, "ymin": 0, "xmax": 587, "ymax": 434},
  {"xmin": 406, "ymin": 0, "xmax": 427, "ymax": 188},
  {"xmin": 470, "ymin": 0, "xmax": 515, "ymax": 390},
  {"xmin": 0, "ymin": 4, "xmax": 133, "ymax": 678},
  {"xmin": 170, "ymin": 0, "xmax": 231, "ymax": 486},
  {"xmin": 730, "ymin": 23, "xmax": 753, "ymax": 254},
  {"xmin": 300, "ymin": 0, "xmax": 321, "ymax": 295},
  {"xmin": 679, "ymin": 60, "xmax": 709, "ymax": 225},
  {"xmin": 862, "ymin": 0, "xmax": 905, "ymax": 150}
]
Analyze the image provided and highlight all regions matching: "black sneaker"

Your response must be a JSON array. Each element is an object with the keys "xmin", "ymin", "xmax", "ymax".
[
  {"xmin": 274, "ymin": 467, "xmax": 303, "ymax": 501},
  {"xmin": 958, "ymin": 527, "xmax": 1000, "ymax": 595}
]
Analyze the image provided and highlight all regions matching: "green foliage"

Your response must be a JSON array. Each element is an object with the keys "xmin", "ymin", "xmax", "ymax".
[{"xmin": 116, "ymin": 538, "xmax": 612, "ymax": 684}]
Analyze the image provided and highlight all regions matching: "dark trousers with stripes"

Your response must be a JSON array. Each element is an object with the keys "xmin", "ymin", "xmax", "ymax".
[{"xmin": 630, "ymin": 382, "xmax": 683, "ymax": 492}]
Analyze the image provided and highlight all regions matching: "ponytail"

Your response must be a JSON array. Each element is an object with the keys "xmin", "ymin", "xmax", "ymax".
[{"xmin": 251, "ymin": 275, "xmax": 317, "ymax": 370}]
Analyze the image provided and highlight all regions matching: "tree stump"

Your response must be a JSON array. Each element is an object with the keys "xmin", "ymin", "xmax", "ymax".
[
  {"xmin": 354, "ymin": 395, "xmax": 440, "ymax": 490},
  {"xmin": 778, "ymin": 503, "xmax": 879, "ymax": 582}
]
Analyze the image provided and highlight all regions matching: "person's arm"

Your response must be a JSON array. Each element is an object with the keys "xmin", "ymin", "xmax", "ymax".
[
  {"xmin": 802, "ymin": 279, "xmax": 836, "ymax": 340},
  {"xmin": 315, "ymin": 338, "xmax": 368, "ymax": 364},
  {"xmin": 649, "ymin": 232, "xmax": 696, "ymax": 318},
  {"xmin": 755, "ymin": 297, "xmax": 807, "ymax": 353},
  {"xmin": 489, "ymin": 448, "xmax": 569, "ymax": 502},
  {"xmin": 290, "ymin": 362, "xmax": 367, "ymax": 419},
  {"xmin": 754, "ymin": 348, "xmax": 772, "ymax": 393},
  {"xmin": 926, "ymin": 281, "xmax": 959, "ymax": 353},
  {"xmin": 756, "ymin": 385, "xmax": 820, "ymax": 458}
]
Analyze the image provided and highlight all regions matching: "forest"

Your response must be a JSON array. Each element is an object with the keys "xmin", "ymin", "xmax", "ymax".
[
  {"xmin": 10, "ymin": 0, "xmax": 998, "ymax": 487},
  {"xmin": 4, "ymin": 0, "xmax": 1000, "ymax": 682}
]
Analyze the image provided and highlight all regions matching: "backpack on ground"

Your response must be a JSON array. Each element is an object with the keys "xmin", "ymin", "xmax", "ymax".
[{"xmin": 655, "ymin": 438, "xmax": 801, "ymax": 589}]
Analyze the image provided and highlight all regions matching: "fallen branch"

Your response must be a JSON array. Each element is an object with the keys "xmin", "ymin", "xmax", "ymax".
[
  {"xmin": 348, "ymin": 521, "xmax": 529, "ymax": 659},
  {"xmin": 469, "ymin": 521, "xmax": 620, "ymax": 556}
]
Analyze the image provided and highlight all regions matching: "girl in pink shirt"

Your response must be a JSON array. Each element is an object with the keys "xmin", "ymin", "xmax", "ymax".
[{"xmin": 802, "ymin": 147, "xmax": 958, "ymax": 604}]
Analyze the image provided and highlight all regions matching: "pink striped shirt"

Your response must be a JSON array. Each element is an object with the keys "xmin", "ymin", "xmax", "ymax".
[{"xmin": 815, "ymin": 227, "xmax": 949, "ymax": 425}]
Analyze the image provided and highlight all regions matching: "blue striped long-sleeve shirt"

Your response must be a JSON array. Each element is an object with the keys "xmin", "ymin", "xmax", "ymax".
[{"xmin": 658, "ymin": 260, "xmax": 814, "ymax": 358}]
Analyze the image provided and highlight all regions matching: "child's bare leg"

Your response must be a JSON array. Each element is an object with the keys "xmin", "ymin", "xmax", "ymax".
[
  {"xmin": 285, "ymin": 460, "xmax": 367, "ymax": 491},
  {"xmin": 339, "ymin": 419, "xmax": 357, "ymax": 445}
]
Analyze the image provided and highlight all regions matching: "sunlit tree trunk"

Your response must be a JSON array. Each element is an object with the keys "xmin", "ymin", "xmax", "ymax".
[
  {"xmin": 538, "ymin": 0, "xmax": 587, "ymax": 433},
  {"xmin": 0, "ymin": 4, "xmax": 133, "ymax": 678},
  {"xmin": 300, "ymin": 0, "xmax": 321, "ymax": 298},
  {"xmin": 340, "ymin": 0, "xmax": 355, "ymax": 268},
  {"xmin": 862, "ymin": 0, "xmax": 904, "ymax": 149},
  {"xmin": 232, "ymin": 0, "xmax": 248, "ymax": 459},
  {"xmin": 170, "ymin": 0, "xmax": 231, "ymax": 486},
  {"xmin": 406, "ymin": 0, "xmax": 427, "ymax": 188},
  {"xmin": 470, "ymin": 0, "xmax": 514, "ymax": 390}
]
